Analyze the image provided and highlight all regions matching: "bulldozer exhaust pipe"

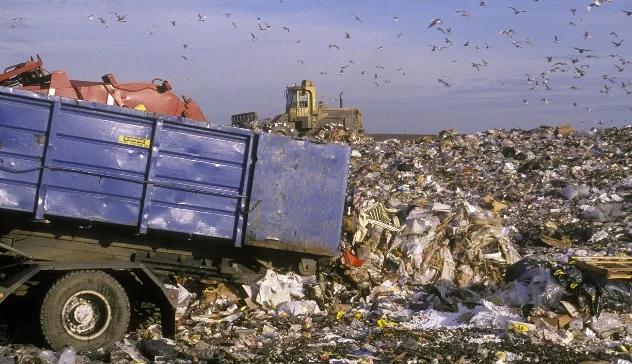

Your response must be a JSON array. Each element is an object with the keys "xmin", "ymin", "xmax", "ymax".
[{"xmin": 339, "ymin": 91, "xmax": 343, "ymax": 108}]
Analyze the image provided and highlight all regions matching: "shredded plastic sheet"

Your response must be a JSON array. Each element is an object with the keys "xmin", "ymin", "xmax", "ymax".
[
  {"xmin": 244, "ymin": 269, "xmax": 306, "ymax": 308},
  {"xmin": 402, "ymin": 300, "xmax": 523, "ymax": 330}
]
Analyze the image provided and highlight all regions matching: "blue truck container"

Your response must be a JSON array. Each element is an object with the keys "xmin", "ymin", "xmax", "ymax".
[
  {"xmin": 0, "ymin": 86, "xmax": 349, "ymax": 256},
  {"xmin": 0, "ymin": 86, "xmax": 350, "ymax": 351}
]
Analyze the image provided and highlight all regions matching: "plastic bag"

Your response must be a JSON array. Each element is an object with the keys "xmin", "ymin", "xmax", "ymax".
[{"xmin": 498, "ymin": 259, "xmax": 568, "ymax": 311}]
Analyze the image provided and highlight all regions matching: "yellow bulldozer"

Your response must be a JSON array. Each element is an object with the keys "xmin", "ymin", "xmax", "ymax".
[{"xmin": 231, "ymin": 80, "xmax": 363, "ymax": 136}]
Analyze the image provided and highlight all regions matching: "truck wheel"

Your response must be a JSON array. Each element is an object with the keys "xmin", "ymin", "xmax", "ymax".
[
  {"xmin": 271, "ymin": 125, "xmax": 297, "ymax": 137},
  {"xmin": 40, "ymin": 270, "xmax": 130, "ymax": 352},
  {"xmin": 297, "ymin": 257, "xmax": 317, "ymax": 276}
]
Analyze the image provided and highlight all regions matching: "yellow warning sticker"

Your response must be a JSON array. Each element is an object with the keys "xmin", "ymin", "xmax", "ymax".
[
  {"xmin": 133, "ymin": 104, "xmax": 147, "ymax": 112},
  {"xmin": 118, "ymin": 135, "xmax": 150, "ymax": 148}
]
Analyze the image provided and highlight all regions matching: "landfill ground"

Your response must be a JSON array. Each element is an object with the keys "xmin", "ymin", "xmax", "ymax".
[{"xmin": 0, "ymin": 125, "xmax": 631, "ymax": 363}]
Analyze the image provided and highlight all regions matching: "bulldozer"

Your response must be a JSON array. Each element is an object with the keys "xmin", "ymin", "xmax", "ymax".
[{"xmin": 231, "ymin": 80, "xmax": 363, "ymax": 136}]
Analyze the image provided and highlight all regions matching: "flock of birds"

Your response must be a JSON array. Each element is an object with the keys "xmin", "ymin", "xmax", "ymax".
[{"xmin": 6, "ymin": 0, "xmax": 632, "ymax": 122}]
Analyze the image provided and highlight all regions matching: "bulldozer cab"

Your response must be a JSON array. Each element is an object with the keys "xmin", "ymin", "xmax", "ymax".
[{"xmin": 285, "ymin": 80, "xmax": 317, "ymax": 131}]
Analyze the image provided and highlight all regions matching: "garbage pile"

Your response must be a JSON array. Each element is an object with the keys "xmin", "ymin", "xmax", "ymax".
[{"xmin": 1, "ymin": 125, "xmax": 631, "ymax": 363}]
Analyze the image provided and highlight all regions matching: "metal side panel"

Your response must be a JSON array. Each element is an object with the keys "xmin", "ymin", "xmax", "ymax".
[
  {"xmin": 245, "ymin": 133, "xmax": 350, "ymax": 256},
  {"xmin": 146, "ymin": 123, "xmax": 254, "ymax": 240},
  {"xmin": 0, "ymin": 91, "xmax": 51, "ymax": 212}
]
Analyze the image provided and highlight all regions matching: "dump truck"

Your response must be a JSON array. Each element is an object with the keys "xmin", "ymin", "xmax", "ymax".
[
  {"xmin": 0, "ymin": 82, "xmax": 349, "ymax": 351},
  {"xmin": 231, "ymin": 80, "xmax": 363, "ymax": 136}
]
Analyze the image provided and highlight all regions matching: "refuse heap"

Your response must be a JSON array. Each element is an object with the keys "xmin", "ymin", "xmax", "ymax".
[{"xmin": 2, "ymin": 125, "xmax": 632, "ymax": 363}]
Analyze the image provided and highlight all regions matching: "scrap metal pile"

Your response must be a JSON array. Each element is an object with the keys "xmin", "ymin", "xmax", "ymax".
[{"xmin": 2, "ymin": 125, "xmax": 632, "ymax": 363}]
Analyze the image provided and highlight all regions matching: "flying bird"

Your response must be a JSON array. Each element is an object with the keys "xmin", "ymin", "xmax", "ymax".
[
  {"xmin": 98, "ymin": 17, "xmax": 109, "ymax": 28},
  {"xmin": 437, "ymin": 78, "xmax": 451, "ymax": 87},
  {"xmin": 250, "ymin": 32, "xmax": 256, "ymax": 41},
  {"xmin": 428, "ymin": 18, "xmax": 443, "ymax": 28},
  {"xmin": 353, "ymin": 14, "xmax": 362, "ymax": 23},
  {"xmin": 197, "ymin": 14, "xmax": 206, "ymax": 22},
  {"xmin": 509, "ymin": 6, "xmax": 527, "ymax": 15},
  {"xmin": 328, "ymin": 44, "xmax": 340, "ymax": 50},
  {"xmin": 572, "ymin": 47, "xmax": 593, "ymax": 53},
  {"xmin": 283, "ymin": 26, "xmax": 290, "ymax": 32},
  {"xmin": 109, "ymin": 12, "xmax": 127, "ymax": 22},
  {"xmin": 611, "ymin": 39, "xmax": 624, "ymax": 47},
  {"xmin": 622, "ymin": 9, "xmax": 632, "ymax": 16}
]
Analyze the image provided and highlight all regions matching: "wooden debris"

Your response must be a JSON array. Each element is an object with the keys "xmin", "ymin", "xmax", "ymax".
[{"xmin": 571, "ymin": 256, "xmax": 632, "ymax": 280}]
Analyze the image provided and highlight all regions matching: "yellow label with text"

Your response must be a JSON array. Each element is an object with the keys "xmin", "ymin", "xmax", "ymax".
[{"xmin": 118, "ymin": 135, "xmax": 150, "ymax": 148}]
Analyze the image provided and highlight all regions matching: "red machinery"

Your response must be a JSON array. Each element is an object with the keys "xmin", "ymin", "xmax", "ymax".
[{"xmin": 0, "ymin": 56, "xmax": 206, "ymax": 122}]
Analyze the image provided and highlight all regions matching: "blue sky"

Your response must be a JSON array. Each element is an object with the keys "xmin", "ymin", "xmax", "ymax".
[{"xmin": 1, "ymin": 0, "xmax": 631, "ymax": 133}]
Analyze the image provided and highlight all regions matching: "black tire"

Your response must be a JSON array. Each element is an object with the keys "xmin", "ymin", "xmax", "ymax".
[
  {"xmin": 40, "ymin": 270, "xmax": 130, "ymax": 352},
  {"xmin": 271, "ymin": 125, "xmax": 297, "ymax": 137},
  {"xmin": 297, "ymin": 258, "xmax": 317, "ymax": 276}
]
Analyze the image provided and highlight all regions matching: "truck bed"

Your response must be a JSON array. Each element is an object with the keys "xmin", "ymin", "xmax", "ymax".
[{"xmin": 0, "ymin": 87, "xmax": 349, "ymax": 257}]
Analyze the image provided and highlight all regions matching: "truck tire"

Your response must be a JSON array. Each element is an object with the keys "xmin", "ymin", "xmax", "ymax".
[
  {"xmin": 40, "ymin": 270, "xmax": 130, "ymax": 352},
  {"xmin": 271, "ymin": 125, "xmax": 297, "ymax": 137}
]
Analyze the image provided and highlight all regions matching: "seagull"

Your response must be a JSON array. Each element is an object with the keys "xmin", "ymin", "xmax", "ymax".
[
  {"xmin": 611, "ymin": 39, "xmax": 624, "ymax": 47},
  {"xmin": 583, "ymin": 31, "xmax": 591, "ymax": 40},
  {"xmin": 345, "ymin": 32, "xmax": 351, "ymax": 39},
  {"xmin": 480, "ymin": 1, "xmax": 487, "ymax": 6},
  {"xmin": 197, "ymin": 13, "xmax": 207, "ymax": 22},
  {"xmin": 570, "ymin": 8, "xmax": 577, "ymax": 15},
  {"xmin": 109, "ymin": 12, "xmax": 127, "ymax": 22},
  {"xmin": 328, "ymin": 44, "xmax": 340, "ymax": 50},
  {"xmin": 231, "ymin": 21, "xmax": 237, "ymax": 29},
  {"xmin": 437, "ymin": 78, "xmax": 451, "ymax": 87},
  {"xmin": 573, "ymin": 47, "xmax": 593, "ymax": 53},
  {"xmin": 250, "ymin": 32, "xmax": 256, "ymax": 41},
  {"xmin": 396, "ymin": 32, "xmax": 403, "ymax": 38},
  {"xmin": 456, "ymin": 10, "xmax": 470, "ymax": 17},
  {"xmin": 87, "ymin": 14, "xmax": 95, "ymax": 20},
  {"xmin": 554, "ymin": 35, "xmax": 560, "ymax": 43},
  {"xmin": 509, "ymin": 6, "xmax": 527, "ymax": 15},
  {"xmin": 182, "ymin": 44, "xmax": 188, "ymax": 49},
  {"xmin": 614, "ymin": 65, "xmax": 625, "ymax": 72},
  {"xmin": 436, "ymin": 27, "xmax": 452, "ymax": 35},
  {"xmin": 98, "ymin": 17, "xmax": 109, "ymax": 28},
  {"xmin": 181, "ymin": 55, "xmax": 188, "ymax": 61},
  {"xmin": 353, "ymin": 14, "xmax": 362, "ymax": 23},
  {"xmin": 225, "ymin": 12, "xmax": 231, "ymax": 18},
  {"xmin": 283, "ymin": 26, "xmax": 290, "ymax": 32},
  {"xmin": 510, "ymin": 40, "xmax": 523, "ymax": 48},
  {"xmin": 392, "ymin": 16, "xmax": 399, "ymax": 22},
  {"xmin": 170, "ymin": 20, "xmax": 176, "ymax": 26},
  {"xmin": 500, "ymin": 28, "xmax": 515, "ymax": 37},
  {"xmin": 297, "ymin": 59, "xmax": 304, "ymax": 65},
  {"xmin": 428, "ymin": 18, "xmax": 443, "ymax": 28},
  {"xmin": 622, "ymin": 10, "xmax": 632, "ymax": 16},
  {"xmin": 610, "ymin": 32, "xmax": 619, "ymax": 38},
  {"xmin": 522, "ymin": 99, "xmax": 529, "ymax": 105},
  {"xmin": 258, "ymin": 22, "xmax": 271, "ymax": 30}
]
